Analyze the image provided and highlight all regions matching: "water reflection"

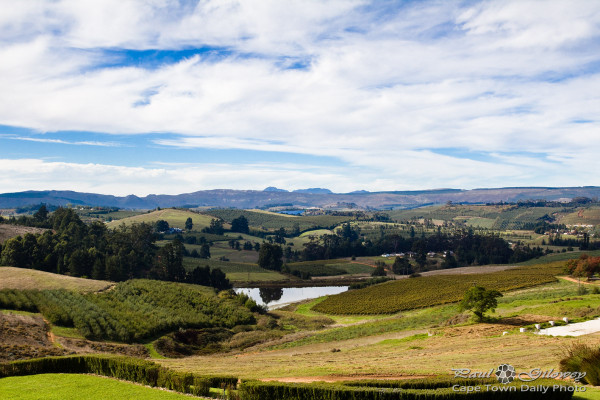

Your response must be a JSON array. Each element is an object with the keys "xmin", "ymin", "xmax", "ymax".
[{"xmin": 235, "ymin": 286, "xmax": 348, "ymax": 309}]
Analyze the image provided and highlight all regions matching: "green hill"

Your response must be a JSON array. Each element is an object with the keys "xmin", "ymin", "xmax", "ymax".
[{"xmin": 106, "ymin": 209, "xmax": 216, "ymax": 230}]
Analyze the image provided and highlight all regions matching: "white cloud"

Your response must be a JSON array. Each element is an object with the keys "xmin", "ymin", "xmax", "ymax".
[{"xmin": 0, "ymin": 0, "xmax": 599, "ymax": 191}]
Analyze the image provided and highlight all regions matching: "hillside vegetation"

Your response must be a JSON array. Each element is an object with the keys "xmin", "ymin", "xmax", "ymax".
[{"xmin": 0, "ymin": 280, "xmax": 254, "ymax": 342}]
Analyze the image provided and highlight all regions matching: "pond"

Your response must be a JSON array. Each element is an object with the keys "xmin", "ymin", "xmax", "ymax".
[{"xmin": 234, "ymin": 286, "xmax": 348, "ymax": 309}]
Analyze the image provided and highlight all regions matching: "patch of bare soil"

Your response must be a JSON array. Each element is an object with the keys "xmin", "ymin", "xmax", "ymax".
[
  {"xmin": 440, "ymin": 315, "xmax": 554, "ymax": 338},
  {"xmin": 0, "ymin": 313, "xmax": 69, "ymax": 361},
  {"xmin": 58, "ymin": 338, "xmax": 149, "ymax": 358},
  {"xmin": 0, "ymin": 225, "xmax": 47, "ymax": 244}
]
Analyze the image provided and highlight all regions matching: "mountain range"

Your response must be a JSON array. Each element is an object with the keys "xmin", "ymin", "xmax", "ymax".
[{"xmin": 1, "ymin": 187, "xmax": 599, "ymax": 210}]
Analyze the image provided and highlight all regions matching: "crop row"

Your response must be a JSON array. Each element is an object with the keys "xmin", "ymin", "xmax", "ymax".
[
  {"xmin": 312, "ymin": 264, "xmax": 565, "ymax": 315},
  {"xmin": 0, "ymin": 280, "xmax": 255, "ymax": 342}
]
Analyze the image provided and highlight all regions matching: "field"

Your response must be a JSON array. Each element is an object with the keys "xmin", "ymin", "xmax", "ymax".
[
  {"xmin": 183, "ymin": 257, "xmax": 289, "ymax": 283},
  {"xmin": 0, "ymin": 225, "xmax": 47, "ymax": 244},
  {"xmin": 312, "ymin": 262, "xmax": 565, "ymax": 314},
  {"xmin": 0, "ymin": 267, "xmax": 113, "ymax": 292},
  {"xmin": 203, "ymin": 209, "xmax": 352, "ymax": 231},
  {"xmin": 106, "ymin": 209, "xmax": 216, "ymax": 230},
  {"xmin": 559, "ymin": 207, "xmax": 600, "ymax": 226},
  {"xmin": 387, "ymin": 204, "xmax": 572, "ymax": 230},
  {"xmin": 0, "ymin": 374, "xmax": 196, "ymax": 400},
  {"xmin": 0, "ymin": 279, "xmax": 254, "ymax": 342}
]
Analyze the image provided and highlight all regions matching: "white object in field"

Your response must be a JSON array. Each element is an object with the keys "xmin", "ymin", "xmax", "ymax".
[
  {"xmin": 563, "ymin": 317, "xmax": 569, "ymax": 323},
  {"xmin": 549, "ymin": 320, "xmax": 555, "ymax": 326},
  {"xmin": 519, "ymin": 328, "xmax": 527, "ymax": 332},
  {"xmin": 535, "ymin": 324, "xmax": 541, "ymax": 330},
  {"xmin": 537, "ymin": 318, "xmax": 600, "ymax": 337},
  {"xmin": 502, "ymin": 331, "xmax": 508, "ymax": 336}
]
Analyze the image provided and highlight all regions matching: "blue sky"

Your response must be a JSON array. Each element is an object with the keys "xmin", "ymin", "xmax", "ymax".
[{"xmin": 0, "ymin": 0, "xmax": 599, "ymax": 196}]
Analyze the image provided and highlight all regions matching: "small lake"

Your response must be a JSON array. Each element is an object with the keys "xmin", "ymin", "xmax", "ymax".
[{"xmin": 234, "ymin": 286, "xmax": 348, "ymax": 309}]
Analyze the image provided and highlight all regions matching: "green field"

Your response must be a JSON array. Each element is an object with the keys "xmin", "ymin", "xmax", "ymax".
[
  {"xmin": 0, "ymin": 374, "xmax": 195, "ymax": 400},
  {"xmin": 312, "ymin": 262, "xmax": 565, "ymax": 315},
  {"xmin": 203, "ymin": 209, "xmax": 352, "ymax": 231},
  {"xmin": 106, "ymin": 209, "xmax": 216, "ymax": 230},
  {"xmin": 183, "ymin": 257, "xmax": 289, "ymax": 282}
]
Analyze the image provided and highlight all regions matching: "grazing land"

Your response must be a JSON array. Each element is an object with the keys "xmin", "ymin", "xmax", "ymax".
[
  {"xmin": 0, "ymin": 267, "xmax": 113, "ymax": 292},
  {"xmin": 106, "ymin": 209, "xmax": 216, "ymax": 230},
  {"xmin": 203, "ymin": 209, "xmax": 352, "ymax": 231}
]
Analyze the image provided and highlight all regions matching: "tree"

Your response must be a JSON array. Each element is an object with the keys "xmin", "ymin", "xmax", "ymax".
[
  {"xmin": 155, "ymin": 220, "xmax": 170, "ymax": 232},
  {"xmin": 258, "ymin": 243, "xmax": 283, "ymax": 271},
  {"xmin": 185, "ymin": 217, "xmax": 193, "ymax": 231},
  {"xmin": 199, "ymin": 243, "xmax": 211, "ymax": 259},
  {"xmin": 372, "ymin": 262, "xmax": 387, "ymax": 277},
  {"xmin": 274, "ymin": 227, "xmax": 286, "ymax": 244},
  {"xmin": 392, "ymin": 256, "xmax": 412, "ymax": 275},
  {"xmin": 231, "ymin": 215, "xmax": 249, "ymax": 234},
  {"xmin": 33, "ymin": 204, "xmax": 49, "ymax": 222},
  {"xmin": 458, "ymin": 286, "xmax": 502, "ymax": 321},
  {"xmin": 205, "ymin": 218, "xmax": 224, "ymax": 235}
]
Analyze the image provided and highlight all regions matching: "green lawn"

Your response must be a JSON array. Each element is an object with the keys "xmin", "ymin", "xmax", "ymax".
[{"xmin": 0, "ymin": 374, "xmax": 199, "ymax": 399}]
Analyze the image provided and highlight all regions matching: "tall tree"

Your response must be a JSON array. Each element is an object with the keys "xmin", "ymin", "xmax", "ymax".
[
  {"xmin": 258, "ymin": 243, "xmax": 283, "ymax": 271},
  {"xmin": 231, "ymin": 215, "xmax": 249, "ymax": 234},
  {"xmin": 185, "ymin": 217, "xmax": 193, "ymax": 231}
]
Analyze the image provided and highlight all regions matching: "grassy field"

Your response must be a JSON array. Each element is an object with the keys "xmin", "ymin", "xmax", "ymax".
[
  {"xmin": 299, "ymin": 229, "xmax": 334, "ymax": 237},
  {"xmin": 0, "ymin": 267, "xmax": 113, "ymax": 292},
  {"xmin": 0, "ymin": 374, "xmax": 196, "ymax": 399},
  {"xmin": 203, "ymin": 209, "xmax": 352, "ymax": 231},
  {"xmin": 559, "ymin": 207, "xmax": 600, "ymax": 225},
  {"xmin": 183, "ymin": 257, "xmax": 290, "ymax": 283},
  {"xmin": 106, "ymin": 209, "xmax": 217, "ymax": 230}
]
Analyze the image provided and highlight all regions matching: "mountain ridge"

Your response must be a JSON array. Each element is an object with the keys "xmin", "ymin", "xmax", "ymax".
[{"xmin": 1, "ymin": 187, "xmax": 599, "ymax": 210}]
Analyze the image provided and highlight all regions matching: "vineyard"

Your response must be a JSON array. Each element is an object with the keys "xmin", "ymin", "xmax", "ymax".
[
  {"xmin": 312, "ymin": 263, "xmax": 565, "ymax": 315},
  {"xmin": 0, "ymin": 280, "xmax": 255, "ymax": 342},
  {"xmin": 203, "ymin": 209, "xmax": 353, "ymax": 231}
]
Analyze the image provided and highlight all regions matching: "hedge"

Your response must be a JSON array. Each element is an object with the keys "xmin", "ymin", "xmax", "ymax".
[
  {"xmin": 0, "ymin": 355, "xmax": 237, "ymax": 397},
  {"xmin": 239, "ymin": 379, "xmax": 576, "ymax": 400}
]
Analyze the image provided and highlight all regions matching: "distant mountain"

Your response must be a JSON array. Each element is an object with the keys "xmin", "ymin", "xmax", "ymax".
[
  {"xmin": 349, "ymin": 190, "xmax": 370, "ymax": 194},
  {"xmin": 292, "ymin": 188, "xmax": 332, "ymax": 194},
  {"xmin": 263, "ymin": 187, "xmax": 288, "ymax": 192},
  {"xmin": 0, "ymin": 187, "xmax": 599, "ymax": 210}
]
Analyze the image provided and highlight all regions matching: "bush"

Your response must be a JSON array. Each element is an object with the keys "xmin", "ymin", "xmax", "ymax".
[
  {"xmin": 239, "ymin": 379, "xmax": 574, "ymax": 400},
  {"xmin": 560, "ymin": 343, "xmax": 600, "ymax": 385}
]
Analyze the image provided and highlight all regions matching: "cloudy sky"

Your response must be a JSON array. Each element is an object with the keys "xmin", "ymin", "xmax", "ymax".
[{"xmin": 1, "ymin": 0, "xmax": 599, "ymax": 196}]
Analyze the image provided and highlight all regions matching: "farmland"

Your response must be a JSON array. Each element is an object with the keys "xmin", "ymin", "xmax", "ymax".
[
  {"xmin": 0, "ymin": 279, "xmax": 254, "ymax": 342},
  {"xmin": 106, "ymin": 209, "xmax": 216, "ymax": 230},
  {"xmin": 312, "ymin": 262, "xmax": 565, "ymax": 314},
  {"xmin": 203, "ymin": 209, "xmax": 353, "ymax": 231}
]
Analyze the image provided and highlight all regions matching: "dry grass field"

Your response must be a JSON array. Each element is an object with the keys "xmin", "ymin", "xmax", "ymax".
[
  {"xmin": 0, "ymin": 267, "xmax": 113, "ymax": 292},
  {"xmin": 0, "ymin": 225, "xmax": 47, "ymax": 243}
]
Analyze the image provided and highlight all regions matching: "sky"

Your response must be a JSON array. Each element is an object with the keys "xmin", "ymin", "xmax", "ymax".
[{"xmin": 1, "ymin": 0, "xmax": 599, "ymax": 196}]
